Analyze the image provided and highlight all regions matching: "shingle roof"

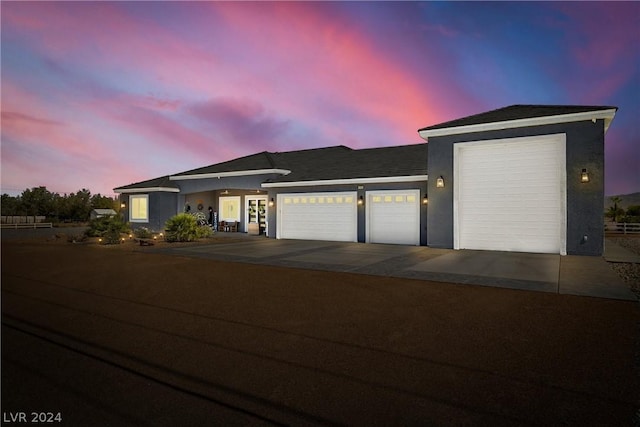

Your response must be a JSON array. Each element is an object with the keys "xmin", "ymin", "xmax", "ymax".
[
  {"xmin": 266, "ymin": 143, "xmax": 428, "ymax": 183},
  {"xmin": 418, "ymin": 104, "xmax": 617, "ymax": 132},
  {"xmin": 171, "ymin": 151, "xmax": 277, "ymax": 177},
  {"xmin": 114, "ymin": 175, "xmax": 179, "ymax": 192}
]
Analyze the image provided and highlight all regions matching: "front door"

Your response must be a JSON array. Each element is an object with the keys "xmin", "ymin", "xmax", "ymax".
[{"xmin": 246, "ymin": 197, "xmax": 268, "ymax": 234}]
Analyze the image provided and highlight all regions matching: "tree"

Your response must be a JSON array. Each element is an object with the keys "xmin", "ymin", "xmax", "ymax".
[
  {"xmin": 1, "ymin": 194, "xmax": 20, "ymax": 216},
  {"xmin": 20, "ymin": 187, "xmax": 55, "ymax": 217},
  {"xmin": 607, "ymin": 196, "xmax": 624, "ymax": 222},
  {"xmin": 90, "ymin": 194, "xmax": 118, "ymax": 210}
]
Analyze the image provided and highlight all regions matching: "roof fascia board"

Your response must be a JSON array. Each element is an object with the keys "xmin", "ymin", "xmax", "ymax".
[
  {"xmin": 262, "ymin": 175, "xmax": 429, "ymax": 188},
  {"xmin": 169, "ymin": 168, "xmax": 291, "ymax": 181},
  {"xmin": 418, "ymin": 109, "xmax": 617, "ymax": 139},
  {"xmin": 114, "ymin": 187, "xmax": 180, "ymax": 194}
]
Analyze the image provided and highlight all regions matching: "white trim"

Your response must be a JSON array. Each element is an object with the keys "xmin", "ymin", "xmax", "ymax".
[
  {"xmin": 453, "ymin": 133, "xmax": 567, "ymax": 255},
  {"xmin": 419, "ymin": 109, "xmax": 617, "ymax": 139},
  {"xmin": 262, "ymin": 175, "xmax": 428, "ymax": 188},
  {"xmin": 115, "ymin": 187, "xmax": 180, "ymax": 194},
  {"xmin": 170, "ymin": 169, "xmax": 291, "ymax": 181}
]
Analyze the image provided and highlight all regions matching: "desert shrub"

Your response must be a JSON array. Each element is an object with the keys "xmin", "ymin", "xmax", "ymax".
[
  {"xmin": 196, "ymin": 224, "xmax": 213, "ymax": 239},
  {"xmin": 165, "ymin": 213, "xmax": 198, "ymax": 242},
  {"xmin": 86, "ymin": 215, "xmax": 129, "ymax": 244},
  {"xmin": 134, "ymin": 227, "xmax": 153, "ymax": 239}
]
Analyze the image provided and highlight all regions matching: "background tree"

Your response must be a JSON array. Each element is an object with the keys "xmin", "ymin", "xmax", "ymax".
[
  {"xmin": 19, "ymin": 186, "xmax": 55, "ymax": 217},
  {"xmin": 606, "ymin": 196, "xmax": 624, "ymax": 222}
]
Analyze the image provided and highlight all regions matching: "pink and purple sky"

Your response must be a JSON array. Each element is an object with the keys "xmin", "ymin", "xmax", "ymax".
[{"xmin": 1, "ymin": 2, "xmax": 638, "ymax": 197}]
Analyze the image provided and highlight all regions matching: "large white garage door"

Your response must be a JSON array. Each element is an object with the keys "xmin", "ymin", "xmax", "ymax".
[
  {"xmin": 454, "ymin": 134, "xmax": 566, "ymax": 254},
  {"xmin": 277, "ymin": 192, "xmax": 357, "ymax": 242},
  {"xmin": 366, "ymin": 190, "xmax": 421, "ymax": 245}
]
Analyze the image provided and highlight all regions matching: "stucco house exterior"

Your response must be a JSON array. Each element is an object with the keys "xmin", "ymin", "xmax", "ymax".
[{"xmin": 114, "ymin": 104, "xmax": 617, "ymax": 256}]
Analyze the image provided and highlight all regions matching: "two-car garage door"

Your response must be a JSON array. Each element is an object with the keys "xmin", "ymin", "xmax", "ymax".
[
  {"xmin": 454, "ymin": 134, "xmax": 566, "ymax": 254},
  {"xmin": 277, "ymin": 192, "xmax": 358, "ymax": 242}
]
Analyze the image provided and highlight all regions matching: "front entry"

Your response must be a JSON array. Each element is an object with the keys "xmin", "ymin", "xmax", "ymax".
[{"xmin": 245, "ymin": 196, "xmax": 268, "ymax": 235}]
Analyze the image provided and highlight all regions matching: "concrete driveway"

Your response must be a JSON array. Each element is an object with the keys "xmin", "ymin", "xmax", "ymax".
[{"xmin": 156, "ymin": 236, "xmax": 636, "ymax": 301}]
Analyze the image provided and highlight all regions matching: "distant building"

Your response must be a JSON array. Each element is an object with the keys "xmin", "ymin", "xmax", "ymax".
[{"xmin": 90, "ymin": 209, "xmax": 117, "ymax": 220}]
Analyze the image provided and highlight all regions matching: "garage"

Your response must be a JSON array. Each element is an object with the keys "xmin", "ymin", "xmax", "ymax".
[
  {"xmin": 366, "ymin": 190, "xmax": 421, "ymax": 245},
  {"xmin": 277, "ymin": 192, "xmax": 357, "ymax": 242},
  {"xmin": 454, "ymin": 134, "xmax": 566, "ymax": 254}
]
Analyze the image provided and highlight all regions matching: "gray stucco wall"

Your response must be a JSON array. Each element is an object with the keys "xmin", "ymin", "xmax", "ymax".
[
  {"xmin": 120, "ymin": 192, "xmax": 178, "ymax": 232},
  {"xmin": 426, "ymin": 119, "xmax": 606, "ymax": 255},
  {"xmin": 266, "ymin": 181, "xmax": 428, "ymax": 245}
]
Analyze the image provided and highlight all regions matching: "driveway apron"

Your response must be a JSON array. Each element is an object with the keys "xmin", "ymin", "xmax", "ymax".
[{"xmin": 154, "ymin": 237, "xmax": 636, "ymax": 301}]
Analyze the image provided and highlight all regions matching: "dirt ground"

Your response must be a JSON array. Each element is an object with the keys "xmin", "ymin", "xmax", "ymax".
[{"xmin": 2, "ymin": 234, "xmax": 639, "ymax": 426}]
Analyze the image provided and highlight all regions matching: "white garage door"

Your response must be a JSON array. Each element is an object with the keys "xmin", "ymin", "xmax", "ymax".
[
  {"xmin": 366, "ymin": 190, "xmax": 421, "ymax": 245},
  {"xmin": 454, "ymin": 134, "xmax": 566, "ymax": 254},
  {"xmin": 277, "ymin": 192, "xmax": 357, "ymax": 242}
]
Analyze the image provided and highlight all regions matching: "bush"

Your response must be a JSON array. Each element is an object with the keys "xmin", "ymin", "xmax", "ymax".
[
  {"xmin": 85, "ymin": 215, "xmax": 129, "ymax": 244},
  {"xmin": 134, "ymin": 227, "xmax": 153, "ymax": 239},
  {"xmin": 196, "ymin": 224, "xmax": 213, "ymax": 239},
  {"xmin": 165, "ymin": 213, "xmax": 198, "ymax": 242}
]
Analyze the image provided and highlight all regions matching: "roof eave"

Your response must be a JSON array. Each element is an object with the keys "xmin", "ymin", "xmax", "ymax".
[
  {"xmin": 170, "ymin": 168, "xmax": 291, "ymax": 181},
  {"xmin": 418, "ymin": 108, "xmax": 617, "ymax": 139},
  {"xmin": 261, "ymin": 175, "xmax": 429, "ymax": 188},
  {"xmin": 114, "ymin": 187, "xmax": 180, "ymax": 194}
]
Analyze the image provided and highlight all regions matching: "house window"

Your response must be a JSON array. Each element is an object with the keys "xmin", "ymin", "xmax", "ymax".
[{"xmin": 130, "ymin": 194, "xmax": 149, "ymax": 223}]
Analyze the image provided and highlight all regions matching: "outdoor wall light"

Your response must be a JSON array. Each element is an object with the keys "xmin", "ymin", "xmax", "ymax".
[
  {"xmin": 422, "ymin": 195, "xmax": 428, "ymax": 205},
  {"xmin": 436, "ymin": 176, "xmax": 445, "ymax": 188},
  {"xmin": 580, "ymin": 168, "xmax": 590, "ymax": 183},
  {"xmin": 268, "ymin": 198, "xmax": 275, "ymax": 207},
  {"xmin": 120, "ymin": 202, "xmax": 126, "ymax": 208},
  {"xmin": 358, "ymin": 196, "xmax": 364, "ymax": 206}
]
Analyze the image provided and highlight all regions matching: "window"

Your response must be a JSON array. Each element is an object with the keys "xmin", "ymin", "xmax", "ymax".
[{"xmin": 130, "ymin": 194, "xmax": 149, "ymax": 222}]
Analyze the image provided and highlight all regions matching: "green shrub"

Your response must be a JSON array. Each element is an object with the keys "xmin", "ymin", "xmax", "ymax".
[
  {"xmin": 85, "ymin": 215, "xmax": 129, "ymax": 244},
  {"xmin": 165, "ymin": 213, "xmax": 198, "ymax": 242},
  {"xmin": 196, "ymin": 224, "xmax": 213, "ymax": 239},
  {"xmin": 134, "ymin": 227, "xmax": 153, "ymax": 239}
]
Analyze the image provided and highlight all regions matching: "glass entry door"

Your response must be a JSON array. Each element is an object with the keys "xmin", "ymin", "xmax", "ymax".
[{"xmin": 246, "ymin": 197, "xmax": 267, "ymax": 235}]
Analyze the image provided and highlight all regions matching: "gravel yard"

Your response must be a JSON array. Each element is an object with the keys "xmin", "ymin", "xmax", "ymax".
[{"xmin": 607, "ymin": 236, "xmax": 640, "ymax": 296}]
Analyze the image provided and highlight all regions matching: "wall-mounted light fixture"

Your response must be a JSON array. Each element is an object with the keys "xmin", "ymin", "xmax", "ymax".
[
  {"xmin": 357, "ymin": 196, "xmax": 364, "ymax": 206},
  {"xmin": 436, "ymin": 176, "xmax": 445, "ymax": 188},
  {"xmin": 120, "ymin": 202, "xmax": 126, "ymax": 208},
  {"xmin": 422, "ymin": 195, "xmax": 428, "ymax": 205},
  {"xmin": 268, "ymin": 198, "xmax": 275, "ymax": 207},
  {"xmin": 580, "ymin": 168, "xmax": 590, "ymax": 183}
]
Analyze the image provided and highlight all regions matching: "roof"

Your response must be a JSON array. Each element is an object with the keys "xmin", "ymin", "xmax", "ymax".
[
  {"xmin": 171, "ymin": 151, "xmax": 277, "ymax": 177},
  {"xmin": 114, "ymin": 175, "xmax": 180, "ymax": 193},
  {"xmin": 418, "ymin": 104, "xmax": 617, "ymax": 138},
  {"xmin": 264, "ymin": 143, "xmax": 428, "ymax": 184},
  {"xmin": 113, "ymin": 144, "xmax": 429, "ymax": 192}
]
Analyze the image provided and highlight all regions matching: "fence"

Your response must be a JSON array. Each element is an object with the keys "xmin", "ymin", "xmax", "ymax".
[
  {"xmin": 1, "ymin": 216, "xmax": 47, "ymax": 224},
  {"xmin": 604, "ymin": 222, "xmax": 640, "ymax": 234},
  {"xmin": 1, "ymin": 222, "xmax": 53, "ymax": 229}
]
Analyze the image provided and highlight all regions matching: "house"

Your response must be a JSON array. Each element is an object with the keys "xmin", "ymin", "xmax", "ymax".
[
  {"xmin": 90, "ymin": 208, "xmax": 118, "ymax": 220},
  {"xmin": 114, "ymin": 104, "xmax": 617, "ymax": 256}
]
